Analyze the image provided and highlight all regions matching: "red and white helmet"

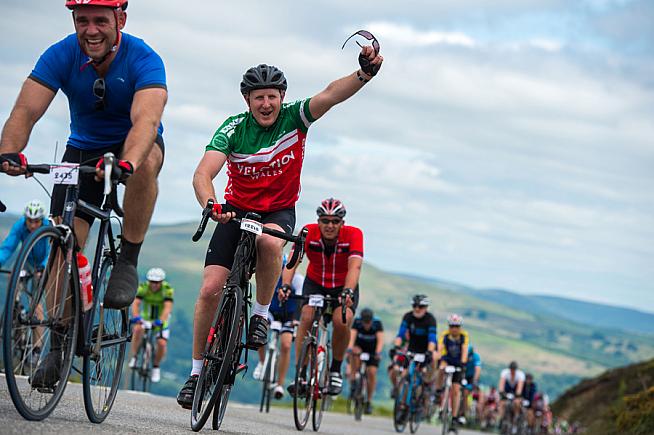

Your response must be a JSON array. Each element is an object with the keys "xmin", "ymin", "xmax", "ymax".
[
  {"xmin": 65, "ymin": 0, "xmax": 128, "ymax": 10},
  {"xmin": 448, "ymin": 313, "xmax": 463, "ymax": 326},
  {"xmin": 316, "ymin": 198, "xmax": 346, "ymax": 218}
]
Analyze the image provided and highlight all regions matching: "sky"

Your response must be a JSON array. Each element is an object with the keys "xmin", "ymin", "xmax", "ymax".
[{"xmin": 1, "ymin": 0, "xmax": 653, "ymax": 312}]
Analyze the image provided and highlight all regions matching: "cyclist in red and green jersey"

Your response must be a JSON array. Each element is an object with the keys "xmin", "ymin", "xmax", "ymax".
[
  {"xmin": 284, "ymin": 198, "xmax": 364, "ymax": 397},
  {"xmin": 177, "ymin": 44, "xmax": 383, "ymax": 409}
]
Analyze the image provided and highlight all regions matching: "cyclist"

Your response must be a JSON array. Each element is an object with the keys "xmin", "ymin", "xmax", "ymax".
[
  {"xmin": 285, "ymin": 198, "xmax": 364, "ymax": 397},
  {"xmin": 177, "ymin": 41, "xmax": 383, "ymax": 408},
  {"xmin": 0, "ymin": 200, "xmax": 51, "ymax": 269},
  {"xmin": 462, "ymin": 345, "xmax": 482, "ymax": 421},
  {"xmin": 253, "ymin": 257, "xmax": 305, "ymax": 400},
  {"xmin": 436, "ymin": 313, "xmax": 469, "ymax": 428},
  {"xmin": 498, "ymin": 361, "xmax": 526, "ymax": 427},
  {"xmin": 0, "ymin": 0, "xmax": 167, "ymax": 388},
  {"xmin": 481, "ymin": 385, "xmax": 500, "ymax": 429},
  {"xmin": 127, "ymin": 267, "xmax": 174, "ymax": 383},
  {"xmin": 388, "ymin": 295, "xmax": 438, "ymax": 400},
  {"xmin": 347, "ymin": 307, "xmax": 384, "ymax": 414},
  {"xmin": 523, "ymin": 373, "xmax": 538, "ymax": 431}
]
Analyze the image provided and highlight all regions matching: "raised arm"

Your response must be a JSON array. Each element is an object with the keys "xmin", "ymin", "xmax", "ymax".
[
  {"xmin": 121, "ymin": 87, "xmax": 167, "ymax": 170},
  {"xmin": 308, "ymin": 45, "xmax": 383, "ymax": 121}
]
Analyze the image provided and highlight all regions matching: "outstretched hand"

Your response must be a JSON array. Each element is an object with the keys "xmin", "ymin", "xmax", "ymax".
[{"xmin": 359, "ymin": 45, "xmax": 383, "ymax": 79}]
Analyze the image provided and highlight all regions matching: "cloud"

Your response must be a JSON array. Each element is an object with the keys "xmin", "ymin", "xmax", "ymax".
[{"xmin": 366, "ymin": 22, "xmax": 476, "ymax": 48}]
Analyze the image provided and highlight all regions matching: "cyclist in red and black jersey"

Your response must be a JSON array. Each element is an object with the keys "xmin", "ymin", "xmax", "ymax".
[
  {"xmin": 178, "ymin": 42, "xmax": 383, "ymax": 408},
  {"xmin": 284, "ymin": 198, "xmax": 363, "ymax": 397}
]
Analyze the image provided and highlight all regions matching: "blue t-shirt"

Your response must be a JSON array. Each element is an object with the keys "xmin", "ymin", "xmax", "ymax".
[
  {"xmin": 0, "ymin": 217, "xmax": 52, "ymax": 269},
  {"xmin": 29, "ymin": 33, "xmax": 166, "ymax": 150},
  {"xmin": 465, "ymin": 351, "xmax": 482, "ymax": 378}
]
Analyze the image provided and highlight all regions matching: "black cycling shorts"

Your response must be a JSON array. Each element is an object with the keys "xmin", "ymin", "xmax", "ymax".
[
  {"xmin": 50, "ymin": 136, "xmax": 165, "ymax": 225},
  {"xmin": 204, "ymin": 203, "xmax": 295, "ymax": 269},
  {"xmin": 301, "ymin": 276, "xmax": 359, "ymax": 316}
]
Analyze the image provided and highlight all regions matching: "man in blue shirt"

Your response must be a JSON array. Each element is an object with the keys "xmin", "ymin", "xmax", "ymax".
[
  {"xmin": 462, "ymin": 345, "xmax": 482, "ymax": 422},
  {"xmin": 0, "ymin": 0, "xmax": 167, "ymax": 388},
  {"xmin": 0, "ymin": 200, "xmax": 51, "ymax": 269}
]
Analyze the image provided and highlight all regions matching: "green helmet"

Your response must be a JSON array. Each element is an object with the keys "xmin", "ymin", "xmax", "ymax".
[{"xmin": 24, "ymin": 199, "xmax": 46, "ymax": 220}]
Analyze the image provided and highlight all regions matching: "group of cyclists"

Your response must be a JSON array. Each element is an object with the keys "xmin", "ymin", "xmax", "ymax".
[{"xmin": 0, "ymin": 1, "xmax": 559, "ymax": 433}]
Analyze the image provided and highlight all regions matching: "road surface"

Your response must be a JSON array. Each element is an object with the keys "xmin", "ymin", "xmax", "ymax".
[{"xmin": 1, "ymin": 374, "xmax": 483, "ymax": 434}]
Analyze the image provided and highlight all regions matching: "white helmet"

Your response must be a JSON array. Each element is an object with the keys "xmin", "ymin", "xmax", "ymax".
[
  {"xmin": 24, "ymin": 199, "xmax": 46, "ymax": 220},
  {"xmin": 448, "ymin": 313, "xmax": 463, "ymax": 326},
  {"xmin": 146, "ymin": 267, "xmax": 166, "ymax": 282}
]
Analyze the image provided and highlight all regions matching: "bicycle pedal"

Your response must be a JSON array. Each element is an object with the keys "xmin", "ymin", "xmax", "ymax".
[{"xmin": 236, "ymin": 363, "xmax": 247, "ymax": 375}]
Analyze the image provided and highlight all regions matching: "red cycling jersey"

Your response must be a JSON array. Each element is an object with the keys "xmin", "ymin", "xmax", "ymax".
[{"xmin": 301, "ymin": 223, "xmax": 363, "ymax": 288}]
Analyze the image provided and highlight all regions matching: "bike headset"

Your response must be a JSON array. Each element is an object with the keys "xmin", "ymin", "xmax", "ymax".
[{"xmin": 65, "ymin": 0, "xmax": 128, "ymax": 69}]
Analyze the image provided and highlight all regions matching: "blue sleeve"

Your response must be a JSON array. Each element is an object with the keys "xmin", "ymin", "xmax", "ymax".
[
  {"xmin": 0, "ymin": 220, "xmax": 24, "ymax": 266},
  {"xmin": 133, "ymin": 45, "xmax": 167, "ymax": 91},
  {"xmin": 474, "ymin": 353, "xmax": 482, "ymax": 367},
  {"xmin": 396, "ymin": 320, "xmax": 408, "ymax": 339},
  {"xmin": 428, "ymin": 316, "xmax": 437, "ymax": 345},
  {"xmin": 29, "ymin": 37, "xmax": 74, "ymax": 92}
]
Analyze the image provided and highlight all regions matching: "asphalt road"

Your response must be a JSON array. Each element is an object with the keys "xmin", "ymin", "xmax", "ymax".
[{"xmin": 1, "ymin": 374, "xmax": 483, "ymax": 434}]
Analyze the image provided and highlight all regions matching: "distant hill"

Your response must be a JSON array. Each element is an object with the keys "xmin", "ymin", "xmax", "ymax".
[
  {"xmin": 472, "ymin": 289, "xmax": 654, "ymax": 335},
  {"xmin": 2, "ymin": 216, "xmax": 654, "ymax": 404},
  {"xmin": 552, "ymin": 358, "xmax": 654, "ymax": 434}
]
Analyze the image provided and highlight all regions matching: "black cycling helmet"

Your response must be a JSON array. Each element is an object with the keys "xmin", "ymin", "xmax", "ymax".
[
  {"xmin": 412, "ymin": 294, "xmax": 430, "ymax": 307},
  {"xmin": 509, "ymin": 361, "xmax": 518, "ymax": 370},
  {"xmin": 360, "ymin": 308, "xmax": 374, "ymax": 322},
  {"xmin": 526, "ymin": 373, "xmax": 533, "ymax": 380},
  {"xmin": 240, "ymin": 64, "xmax": 288, "ymax": 95}
]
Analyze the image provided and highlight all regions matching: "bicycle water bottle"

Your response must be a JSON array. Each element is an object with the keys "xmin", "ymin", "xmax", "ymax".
[{"xmin": 77, "ymin": 253, "xmax": 93, "ymax": 311}]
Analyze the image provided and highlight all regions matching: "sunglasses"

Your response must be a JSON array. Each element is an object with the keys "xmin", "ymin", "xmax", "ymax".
[
  {"xmin": 319, "ymin": 218, "xmax": 342, "ymax": 225},
  {"xmin": 341, "ymin": 29, "xmax": 380, "ymax": 55},
  {"xmin": 412, "ymin": 304, "xmax": 427, "ymax": 309},
  {"xmin": 93, "ymin": 78, "xmax": 106, "ymax": 111}
]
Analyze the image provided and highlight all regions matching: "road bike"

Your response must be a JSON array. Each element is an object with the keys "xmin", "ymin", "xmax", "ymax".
[
  {"xmin": 129, "ymin": 319, "xmax": 163, "ymax": 392},
  {"xmin": 1, "ymin": 153, "xmax": 129, "ymax": 423},
  {"xmin": 439, "ymin": 365, "xmax": 463, "ymax": 435},
  {"xmin": 348, "ymin": 350, "xmax": 373, "ymax": 421},
  {"xmin": 292, "ymin": 292, "xmax": 347, "ymax": 431},
  {"xmin": 189, "ymin": 200, "xmax": 306, "ymax": 431},
  {"xmin": 258, "ymin": 318, "xmax": 286, "ymax": 413},
  {"xmin": 393, "ymin": 351, "xmax": 431, "ymax": 434},
  {"xmin": 499, "ymin": 392, "xmax": 529, "ymax": 435}
]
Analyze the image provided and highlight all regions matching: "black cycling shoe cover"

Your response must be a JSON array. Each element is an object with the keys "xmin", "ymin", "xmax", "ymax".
[
  {"xmin": 29, "ymin": 351, "xmax": 63, "ymax": 389},
  {"xmin": 245, "ymin": 315, "xmax": 268, "ymax": 350},
  {"xmin": 103, "ymin": 259, "xmax": 138, "ymax": 309},
  {"xmin": 177, "ymin": 375, "xmax": 199, "ymax": 409},
  {"xmin": 287, "ymin": 378, "xmax": 307, "ymax": 398},
  {"xmin": 328, "ymin": 371, "xmax": 343, "ymax": 396}
]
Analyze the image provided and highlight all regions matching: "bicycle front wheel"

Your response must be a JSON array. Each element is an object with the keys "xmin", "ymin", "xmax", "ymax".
[
  {"xmin": 353, "ymin": 374, "xmax": 364, "ymax": 421},
  {"xmin": 312, "ymin": 343, "xmax": 330, "ymax": 431},
  {"xmin": 293, "ymin": 337, "xmax": 315, "ymax": 431},
  {"xmin": 441, "ymin": 385, "xmax": 451, "ymax": 435},
  {"xmin": 393, "ymin": 377, "xmax": 410, "ymax": 433},
  {"xmin": 2, "ymin": 226, "xmax": 79, "ymax": 421},
  {"xmin": 409, "ymin": 381, "xmax": 423, "ymax": 433},
  {"xmin": 83, "ymin": 256, "xmax": 128, "ymax": 423},
  {"xmin": 191, "ymin": 288, "xmax": 242, "ymax": 432}
]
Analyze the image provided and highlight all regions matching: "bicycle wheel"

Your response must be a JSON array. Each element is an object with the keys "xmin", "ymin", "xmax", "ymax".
[
  {"xmin": 441, "ymin": 385, "xmax": 451, "ymax": 435},
  {"xmin": 393, "ymin": 377, "xmax": 410, "ymax": 433},
  {"xmin": 293, "ymin": 336, "xmax": 315, "ymax": 431},
  {"xmin": 353, "ymin": 374, "xmax": 364, "ymax": 421},
  {"xmin": 312, "ymin": 342, "xmax": 330, "ymax": 431},
  {"xmin": 2, "ymin": 226, "xmax": 79, "ymax": 420},
  {"xmin": 83, "ymin": 257, "xmax": 128, "ymax": 423},
  {"xmin": 141, "ymin": 341, "xmax": 152, "ymax": 392},
  {"xmin": 259, "ymin": 348, "xmax": 273, "ymax": 413},
  {"xmin": 130, "ymin": 338, "xmax": 145, "ymax": 390},
  {"xmin": 212, "ymin": 384, "xmax": 232, "ymax": 430},
  {"xmin": 409, "ymin": 381, "xmax": 422, "ymax": 433},
  {"xmin": 191, "ymin": 288, "xmax": 242, "ymax": 432}
]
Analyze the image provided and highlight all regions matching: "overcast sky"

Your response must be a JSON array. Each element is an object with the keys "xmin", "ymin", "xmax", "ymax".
[{"xmin": 1, "ymin": 0, "xmax": 653, "ymax": 312}]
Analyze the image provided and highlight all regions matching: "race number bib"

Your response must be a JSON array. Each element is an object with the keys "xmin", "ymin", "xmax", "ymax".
[
  {"xmin": 51, "ymin": 164, "xmax": 79, "ymax": 185},
  {"xmin": 240, "ymin": 218, "xmax": 263, "ymax": 236},
  {"xmin": 308, "ymin": 294, "xmax": 325, "ymax": 307},
  {"xmin": 413, "ymin": 353, "xmax": 426, "ymax": 363},
  {"xmin": 360, "ymin": 352, "xmax": 370, "ymax": 362}
]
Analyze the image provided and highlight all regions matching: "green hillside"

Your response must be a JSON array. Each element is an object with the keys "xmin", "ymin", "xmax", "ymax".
[
  {"xmin": 2, "ymin": 215, "xmax": 654, "ymax": 405},
  {"xmin": 552, "ymin": 358, "xmax": 654, "ymax": 434}
]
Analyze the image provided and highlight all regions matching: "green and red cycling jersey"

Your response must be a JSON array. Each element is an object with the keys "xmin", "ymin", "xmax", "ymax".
[
  {"xmin": 206, "ymin": 98, "xmax": 315, "ymax": 212},
  {"xmin": 301, "ymin": 223, "xmax": 364, "ymax": 288}
]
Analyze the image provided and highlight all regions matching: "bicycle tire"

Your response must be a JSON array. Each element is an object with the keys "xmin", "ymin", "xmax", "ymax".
[
  {"xmin": 441, "ymin": 384, "xmax": 451, "ymax": 435},
  {"xmin": 191, "ymin": 288, "xmax": 242, "ymax": 432},
  {"xmin": 130, "ymin": 337, "xmax": 145, "ymax": 390},
  {"xmin": 293, "ymin": 336, "xmax": 315, "ymax": 431},
  {"xmin": 142, "ymin": 341, "xmax": 152, "ymax": 392},
  {"xmin": 409, "ymin": 377, "xmax": 422, "ymax": 434},
  {"xmin": 2, "ymin": 226, "xmax": 79, "ymax": 421},
  {"xmin": 212, "ymin": 384, "xmax": 232, "ymax": 430},
  {"xmin": 353, "ymin": 375, "xmax": 363, "ymax": 421},
  {"xmin": 393, "ymin": 377, "xmax": 409, "ymax": 433},
  {"xmin": 259, "ymin": 347, "xmax": 273, "ymax": 413},
  {"xmin": 82, "ymin": 256, "xmax": 127, "ymax": 423},
  {"xmin": 312, "ymin": 340, "xmax": 330, "ymax": 431}
]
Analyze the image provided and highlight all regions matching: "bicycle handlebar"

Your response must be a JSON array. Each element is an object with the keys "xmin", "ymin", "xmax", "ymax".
[
  {"xmin": 286, "ymin": 291, "xmax": 350, "ymax": 324},
  {"xmin": 192, "ymin": 199, "xmax": 308, "ymax": 269}
]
